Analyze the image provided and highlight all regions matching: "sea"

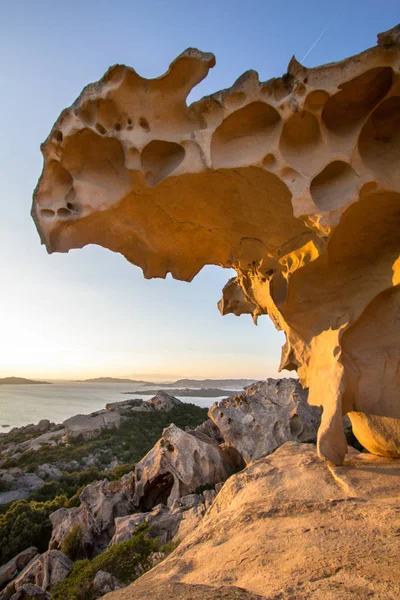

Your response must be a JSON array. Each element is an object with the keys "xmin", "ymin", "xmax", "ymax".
[{"xmin": 0, "ymin": 383, "xmax": 233, "ymax": 433}]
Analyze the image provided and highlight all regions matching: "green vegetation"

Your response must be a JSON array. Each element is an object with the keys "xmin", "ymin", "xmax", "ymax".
[
  {"xmin": 2, "ymin": 404, "xmax": 208, "ymax": 472},
  {"xmin": 0, "ymin": 496, "xmax": 67, "ymax": 564},
  {"xmin": 61, "ymin": 524, "xmax": 85, "ymax": 561},
  {"xmin": 51, "ymin": 524, "xmax": 158, "ymax": 600}
]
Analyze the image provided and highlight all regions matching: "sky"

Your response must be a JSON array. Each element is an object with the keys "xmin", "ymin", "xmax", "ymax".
[{"xmin": 0, "ymin": 1, "xmax": 398, "ymax": 381}]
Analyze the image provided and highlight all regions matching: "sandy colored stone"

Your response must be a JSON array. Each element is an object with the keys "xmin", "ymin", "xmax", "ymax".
[
  {"xmin": 32, "ymin": 27, "xmax": 400, "ymax": 464},
  {"xmin": 133, "ymin": 424, "xmax": 243, "ymax": 510},
  {"xmin": 103, "ymin": 442, "xmax": 400, "ymax": 600}
]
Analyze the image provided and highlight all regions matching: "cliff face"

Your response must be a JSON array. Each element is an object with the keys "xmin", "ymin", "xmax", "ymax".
[{"xmin": 32, "ymin": 25, "xmax": 400, "ymax": 464}]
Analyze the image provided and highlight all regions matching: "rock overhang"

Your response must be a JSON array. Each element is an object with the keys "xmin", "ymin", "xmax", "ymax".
[{"xmin": 32, "ymin": 25, "xmax": 400, "ymax": 465}]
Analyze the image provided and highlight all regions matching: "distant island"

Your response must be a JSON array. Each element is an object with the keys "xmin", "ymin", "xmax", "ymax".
[
  {"xmin": 0, "ymin": 377, "xmax": 51, "ymax": 385},
  {"xmin": 76, "ymin": 377, "xmax": 257, "ymax": 388},
  {"xmin": 123, "ymin": 388, "xmax": 239, "ymax": 397},
  {"xmin": 163, "ymin": 378, "xmax": 257, "ymax": 389},
  {"xmin": 77, "ymin": 377, "xmax": 154, "ymax": 384}
]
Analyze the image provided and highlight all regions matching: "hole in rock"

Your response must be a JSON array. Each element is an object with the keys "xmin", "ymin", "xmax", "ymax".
[
  {"xmin": 139, "ymin": 117, "xmax": 150, "ymax": 132},
  {"xmin": 262, "ymin": 153, "xmax": 276, "ymax": 169},
  {"xmin": 280, "ymin": 110, "xmax": 321, "ymax": 173},
  {"xmin": 305, "ymin": 90, "xmax": 330, "ymax": 111},
  {"xmin": 322, "ymin": 67, "xmax": 393, "ymax": 132},
  {"xmin": 289, "ymin": 414, "xmax": 302, "ymax": 437},
  {"xmin": 211, "ymin": 101, "xmax": 281, "ymax": 168},
  {"xmin": 141, "ymin": 140, "xmax": 185, "ymax": 186},
  {"xmin": 115, "ymin": 123, "xmax": 121, "ymax": 131},
  {"xmin": 138, "ymin": 472, "xmax": 174, "ymax": 511},
  {"xmin": 57, "ymin": 207, "xmax": 71, "ymax": 218},
  {"xmin": 95, "ymin": 123, "xmax": 106, "ymax": 135},
  {"xmin": 358, "ymin": 96, "xmax": 400, "ymax": 186},
  {"xmin": 53, "ymin": 130, "xmax": 63, "ymax": 143},
  {"xmin": 310, "ymin": 161, "xmax": 359, "ymax": 211},
  {"xmin": 40, "ymin": 209, "xmax": 55, "ymax": 218}
]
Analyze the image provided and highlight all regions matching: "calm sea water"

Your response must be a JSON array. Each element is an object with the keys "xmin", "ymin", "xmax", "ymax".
[{"xmin": 0, "ymin": 383, "xmax": 231, "ymax": 433}]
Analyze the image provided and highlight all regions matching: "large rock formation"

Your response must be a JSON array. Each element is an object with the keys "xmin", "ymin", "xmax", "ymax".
[
  {"xmin": 133, "ymin": 424, "xmax": 243, "ymax": 509},
  {"xmin": 209, "ymin": 378, "xmax": 321, "ymax": 462},
  {"xmin": 32, "ymin": 25, "xmax": 400, "ymax": 464},
  {"xmin": 103, "ymin": 442, "xmax": 400, "ymax": 600}
]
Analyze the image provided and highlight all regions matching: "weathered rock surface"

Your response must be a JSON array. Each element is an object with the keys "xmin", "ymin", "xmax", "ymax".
[
  {"xmin": 147, "ymin": 391, "xmax": 183, "ymax": 411},
  {"xmin": 209, "ymin": 378, "xmax": 321, "ymax": 462},
  {"xmin": 9, "ymin": 584, "xmax": 50, "ymax": 600},
  {"xmin": 0, "ymin": 548, "xmax": 39, "ymax": 589},
  {"xmin": 0, "ymin": 471, "xmax": 44, "ymax": 505},
  {"xmin": 111, "ymin": 489, "xmax": 216, "ymax": 546},
  {"xmin": 49, "ymin": 474, "xmax": 134, "ymax": 555},
  {"xmin": 32, "ymin": 27, "xmax": 400, "ymax": 465},
  {"xmin": 133, "ymin": 424, "xmax": 244, "ymax": 510},
  {"xmin": 63, "ymin": 409, "xmax": 122, "ymax": 440},
  {"xmin": 93, "ymin": 571, "xmax": 123, "ymax": 594},
  {"xmin": 105, "ymin": 399, "xmax": 153, "ymax": 414},
  {"xmin": 103, "ymin": 442, "xmax": 400, "ymax": 600},
  {"xmin": 35, "ymin": 464, "xmax": 63, "ymax": 481},
  {"xmin": 12, "ymin": 550, "xmax": 72, "ymax": 591}
]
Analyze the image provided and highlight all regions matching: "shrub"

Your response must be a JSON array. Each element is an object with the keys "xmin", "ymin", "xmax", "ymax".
[
  {"xmin": 0, "ymin": 495, "xmax": 67, "ymax": 564},
  {"xmin": 51, "ymin": 524, "xmax": 158, "ymax": 600},
  {"xmin": 60, "ymin": 524, "xmax": 85, "ymax": 561}
]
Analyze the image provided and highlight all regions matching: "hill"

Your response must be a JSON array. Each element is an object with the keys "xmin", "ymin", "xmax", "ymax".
[
  {"xmin": 0, "ymin": 377, "xmax": 50, "ymax": 385},
  {"xmin": 164, "ymin": 379, "xmax": 257, "ymax": 389},
  {"xmin": 77, "ymin": 377, "xmax": 153, "ymax": 384}
]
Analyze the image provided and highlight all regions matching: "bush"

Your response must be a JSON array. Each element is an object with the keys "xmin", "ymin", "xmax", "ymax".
[
  {"xmin": 51, "ymin": 524, "xmax": 158, "ymax": 600},
  {"xmin": 0, "ymin": 495, "xmax": 67, "ymax": 564},
  {"xmin": 60, "ymin": 524, "xmax": 85, "ymax": 561}
]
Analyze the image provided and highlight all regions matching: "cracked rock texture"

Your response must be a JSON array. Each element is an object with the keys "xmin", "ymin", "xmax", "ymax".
[
  {"xmin": 209, "ymin": 378, "xmax": 321, "ymax": 462},
  {"xmin": 32, "ymin": 25, "xmax": 400, "ymax": 464},
  {"xmin": 103, "ymin": 442, "xmax": 400, "ymax": 600}
]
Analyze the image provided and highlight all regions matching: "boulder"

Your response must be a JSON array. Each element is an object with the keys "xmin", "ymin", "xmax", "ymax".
[
  {"xmin": 209, "ymin": 379, "xmax": 321, "ymax": 462},
  {"xmin": 147, "ymin": 392, "xmax": 183, "ymax": 411},
  {"xmin": 9, "ymin": 584, "xmax": 50, "ymax": 600},
  {"xmin": 0, "ymin": 472, "xmax": 44, "ymax": 505},
  {"xmin": 133, "ymin": 424, "xmax": 244, "ymax": 510},
  {"xmin": 0, "ymin": 548, "xmax": 39, "ymax": 588},
  {"xmin": 93, "ymin": 571, "xmax": 122, "ymax": 594},
  {"xmin": 63, "ymin": 410, "xmax": 122, "ymax": 441},
  {"xmin": 32, "ymin": 26, "xmax": 400, "ymax": 465},
  {"xmin": 112, "ymin": 490, "xmax": 216, "ymax": 547},
  {"xmin": 105, "ymin": 399, "xmax": 153, "ymax": 414},
  {"xmin": 50, "ymin": 474, "xmax": 135, "ymax": 556},
  {"xmin": 35, "ymin": 464, "xmax": 62, "ymax": 482},
  {"xmin": 12, "ymin": 550, "xmax": 72, "ymax": 591},
  {"xmin": 103, "ymin": 442, "xmax": 400, "ymax": 600}
]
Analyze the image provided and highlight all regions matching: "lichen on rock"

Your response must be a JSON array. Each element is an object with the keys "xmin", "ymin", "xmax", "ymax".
[{"xmin": 32, "ymin": 26, "xmax": 400, "ymax": 465}]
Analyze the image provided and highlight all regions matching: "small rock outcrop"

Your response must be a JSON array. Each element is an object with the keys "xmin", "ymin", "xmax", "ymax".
[
  {"xmin": 0, "ymin": 548, "xmax": 39, "ymax": 589},
  {"xmin": 209, "ymin": 378, "xmax": 321, "ymax": 462},
  {"xmin": 32, "ymin": 26, "xmax": 400, "ymax": 465},
  {"xmin": 63, "ymin": 410, "xmax": 122, "ymax": 441},
  {"xmin": 103, "ymin": 442, "xmax": 400, "ymax": 600},
  {"xmin": 50, "ymin": 474, "xmax": 134, "ymax": 556},
  {"xmin": 0, "ymin": 471, "xmax": 44, "ymax": 505},
  {"xmin": 93, "ymin": 571, "xmax": 123, "ymax": 595},
  {"xmin": 12, "ymin": 550, "xmax": 72, "ymax": 592},
  {"xmin": 133, "ymin": 424, "xmax": 244, "ymax": 510},
  {"xmin": 147, "ymin": 391, "xmax": 183, "ymax": 411}
]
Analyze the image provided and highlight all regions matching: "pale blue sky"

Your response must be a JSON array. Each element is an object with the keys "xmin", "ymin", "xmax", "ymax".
[{"xmin": 0, "ymin": 1, "xmax": 398, "ymax": 380}]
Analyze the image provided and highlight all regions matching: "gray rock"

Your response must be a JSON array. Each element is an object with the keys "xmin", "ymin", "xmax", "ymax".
[
  {"xmin": 0, "ymin": 473, "xmax": 44, "ymax": 506},
  {"xmin": 13, "ymin": 550, "xmax": 73, "ymax": 591},
  {"xmin": 0, "ymin": 548, "xmax": 39, "ymax": 588},
  {"xmin": 209, "ymin": 379, "xmax": 322, "ymax": 463},
  {"xmin": 93, "ymin": 570, "xmax": 122, "ymax": 594},
  {"xmin": 9, "ymin": 584, "xmax": 50, "ymax": 599},
  {"xmin": 147, "ymin": 391, "xmax": 183, "ymax": 411},
  {"xmin": 63, "ymin": 410, "xmax": 122, "ymax": 441},
  {"xmin": 105, "ymin": 399, "xmax": 153, "ymax": 414},
  {"xmin": 35, "ymin": 464, "xmax": 62, "ymax": 481}
]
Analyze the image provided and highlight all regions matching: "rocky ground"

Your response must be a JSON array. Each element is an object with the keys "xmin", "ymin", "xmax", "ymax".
[{"xmin": 1, "ymin": 379, "xmax": 388, "ymax": 600}]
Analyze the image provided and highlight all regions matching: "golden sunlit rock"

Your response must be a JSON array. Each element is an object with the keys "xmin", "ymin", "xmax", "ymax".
[{"xmin": 33, "ymin": 26, "xmax": 400, "ymax": 465}]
